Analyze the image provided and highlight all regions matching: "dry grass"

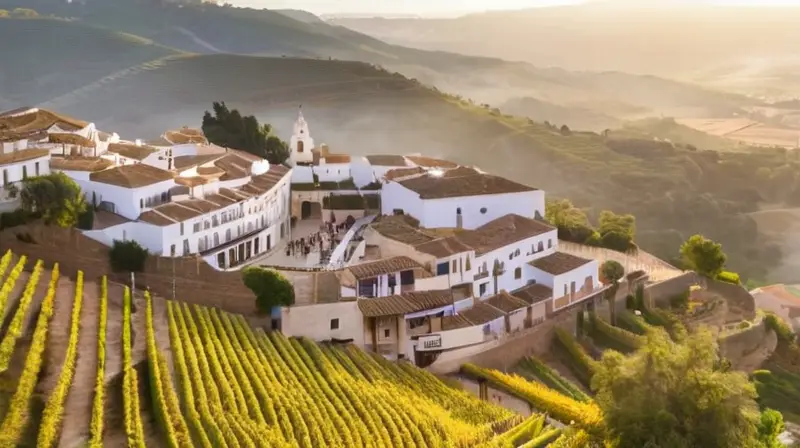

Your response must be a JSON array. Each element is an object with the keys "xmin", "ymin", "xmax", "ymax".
[{"xmin": 675, "ymin": 118, "xmax": 757, "ymax": 136}]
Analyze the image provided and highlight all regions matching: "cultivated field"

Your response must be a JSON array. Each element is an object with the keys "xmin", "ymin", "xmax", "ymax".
[
  {"xmin": 0, "ymin": 249, "xmax": 576, "ymax": 447},
  {"xmin": 677, "ymin": 118, "xmax": 800, "ymax": 148}
]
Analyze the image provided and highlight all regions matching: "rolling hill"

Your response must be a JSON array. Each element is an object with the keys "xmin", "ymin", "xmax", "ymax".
[
  {"xmin": 329, "ymin": 2, "xmax": 800, "ymax": 99},
  {"xmin": 0, "ymin": 16, "xmax": 797, "ymax": 283},
  {"xmin": 0, "ymin": 2, "xmax": 761, "ymax": 129}
]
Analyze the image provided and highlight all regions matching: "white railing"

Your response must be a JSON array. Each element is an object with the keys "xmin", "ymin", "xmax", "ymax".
[{"xmin": 327, "ymin": 214, "xmax": 377, "ymax": 268}]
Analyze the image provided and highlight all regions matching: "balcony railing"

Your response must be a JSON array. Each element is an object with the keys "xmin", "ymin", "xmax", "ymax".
[{"xmin": 473, "ymin": 271, "xmax": 489, "ymax": 281}]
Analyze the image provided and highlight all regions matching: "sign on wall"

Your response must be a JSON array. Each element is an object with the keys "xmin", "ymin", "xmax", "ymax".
[{"xmin": 418, "ymin": 335, "xmax": 443, "ymax": 351}]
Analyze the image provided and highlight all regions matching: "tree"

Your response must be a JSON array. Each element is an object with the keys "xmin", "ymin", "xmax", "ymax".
[
  {"xmin": 597, "ymin": 211, "xmax": 636, "ymax": 252},
  {"xmin": 109, "ymin": 240, "xmax": 149, "ymax": 273},
  {"xmin": 545, "ymin": 199, "xmax": 595, "ymax": 244},
  {"xmin": 600, "ymin": 260, "xmax": 625, "ymax": 325},
  {"xmin": 592, "ymin": 327, "xmax": 778, "ymax": 448},
  {"xmin": 680, "ymin": 234, "xmax": 727, "ymax": 278},
  {"xmin": 19, "ymin": 173, "xmax": 87, "ymax": 228},
  {"xmin": 242, "ymin": 267, "xmax": 295, "ymax": 313},
  {"xmin": 201, "ymin": 101, "xmax": 289, "ymax": 164}
]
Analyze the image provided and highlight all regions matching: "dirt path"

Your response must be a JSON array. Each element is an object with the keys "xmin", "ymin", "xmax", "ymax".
[
  {"xmin": 57, "ymin": 279, "xmax": 100, "ymax": 448},
  {"xmin": 1, "ymin": 270, "xmax": 30, "ymax": 330},
  {"xmin": 150, "ymin": 295, "xmax": 173, "ymax": 376},
  {"xmin": 39, "ymin": 276, "xmax": 77, "ymax": 395}
]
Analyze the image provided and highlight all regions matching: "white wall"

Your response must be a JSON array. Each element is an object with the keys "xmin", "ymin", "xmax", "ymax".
[
  {"xmin": 280, "ymin": 301, "xmax": 364, "ymax": 345},
  {"xmin": 314, "ymin": 163, "xmax": 351, "ymax": 182},
  {"xmin": 351, "ymin": 157, "xmax": 376, "ymax": 187},
  {"xmin": 420, "ymin": 190, "xmax": 544, "ymax": 230},
  {"xmin": 508, "ymin": 308, "xmax": 526, "ymax": 332},
  {"xmin": 0, "ymin": 154, "xmax": 50, "ymax": 185},
  {"xmin": 380, "ymin": 181, "xmax": 424, "ymax": 221},
  {"xmin": 84, "ymin": 221, "xmax": 165, "ymax": 253},
  {"xmin": 415, "ymin": 324, "xmax": 485, "ymax": 352},
  {"xmin": 552, "ymin": 260, "xmax": 600, "ymax": 302},
  {"xmin": 431, "ymin": 251, "xmax": 477, "ymax": 288},
  {"xmin": 80, "ymin": 179, "xmax": 177, "ymax": 220},
  {"xmin": 414, "ymin": 275, "xmax": 451, "ymax": 292},
  {"xmin": 473, "ymin": 228, "xmax": 558, "ymax": 297}
]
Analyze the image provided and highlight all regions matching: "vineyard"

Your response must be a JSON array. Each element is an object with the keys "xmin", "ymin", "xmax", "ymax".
[{"xmin": 0, "ymin": 249, "xmax": 587, "ymax": 447}]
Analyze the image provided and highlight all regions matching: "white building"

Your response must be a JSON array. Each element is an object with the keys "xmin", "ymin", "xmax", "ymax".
[
  {"xmin": 289, "ymin": 109, "xmax": 315, "ymax": 166},
  {"xmin": 381, "ymin": 166, "xmax": 545, "ymax": 230}
]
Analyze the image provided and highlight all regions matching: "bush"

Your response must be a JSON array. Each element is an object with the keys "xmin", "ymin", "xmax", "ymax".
[
  {"xmin": 587, "ymin": 312, "xmax": 645, "ymax": 353},
  {"xmin": 241, "ymin": 267, "xmax": 295, "ymax": 313},
  {"xmin": 109, "ymin": 240, "xmax": 148, "ymax": 272},
  {"xmin": 764, "ymin": 313, "xmax": 795, "ymax": 343},
  {"xmin": 553, "ymin": 328, "xmax": 596, "ymax": 386},
  {"xmin": 716, "ymin": 270, "xmax": 741, "ymax": 285},
  {"xmin": 0, "ymin": 209, "xmax": 32, "ymax": 230},
  {"xmin": 625, "ymin": 294, "xmax": 635, "ymax": 310},
  {"xmin": 77, "ymin": 207, "xmax": 95, "ymax": 230}
]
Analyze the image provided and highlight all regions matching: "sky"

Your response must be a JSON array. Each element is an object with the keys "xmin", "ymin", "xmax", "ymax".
[{"xmin": 233, "ymin": 0, "xmax": 800, "ymax": 17}]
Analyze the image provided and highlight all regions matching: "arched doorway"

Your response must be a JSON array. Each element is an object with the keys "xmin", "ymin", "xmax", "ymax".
[
  {"xmin": 300, "ymin": 201, "xmax": 323, "ymax": 220},
  {"xmin": 301, "ymin": 201, "xmax": 312, "ymax": 219}
]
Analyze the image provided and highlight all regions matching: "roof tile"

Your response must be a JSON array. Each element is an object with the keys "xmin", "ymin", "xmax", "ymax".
[{"xmin": 529, "ymin": 252, "xmax": 594, "ymax": 275}]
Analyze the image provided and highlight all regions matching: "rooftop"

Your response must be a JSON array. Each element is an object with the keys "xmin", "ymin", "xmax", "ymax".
[
  {"xmin": 0, "ymin": 107, "xmax": 89, "ymax": 134},
  {"xmin": 397, "ymin": 166, "xmax": 537, "ymax": 199},
  {"xmin": 347, "ymin": 256, "xmax": 423, "ymax": 281},
  {"xmin": 456, "ymin": 214, "xmax": 555, "ymax": 256},
  {"xmin": 145, "ymin": 136, "xmax": 173, "ymax": 147},
  {"xmin": 365, "ymin": 154, "xmax": 409, "ymax": 167},
  {"xmin": 0, "ymin": 148, "xmax": 50, "ymax": 168},
  {"xmin": 384, "ymin": 166, "xmax": 426, "ymax": 181},
  {"xmin": 107, "ymin": 142, "xmax": 158, "ymax": 161},
  {"xmin": 89, "ymin": 164, "xmax": 175, "ymax": 188},
  {"xmin": 323, "ymin": 154, "xmax": 351, "ymax": 164},
  {"xmin": 173, "ymin": 154, "xmax": 226, "ymax": 171},
  {"xmin": 483, "ymin": 291, "xmax": 530, "ymax": 313},
  {"xmin": 50, "ymin": 156, "xmax": 114, "ymax": 172},
  {"xmin": 405, "ymin": 155, "xmax": 458, "ymax": 169},
  {"xmin": 529, "ymin": 251, "xmax": 594, "ymax": 275},
  {"xmin": 414, "ymin": 237, "xmax": 474, "ymax": 258},
  {"xmin": 369, "ymin": 215, "xmax": 437, "ymax": 246},
  {"xmin": 511, "ymin": 283, "xmax": 554, "ymax": 305},
  {"xmin": 164, "ymin": 127, "xmax": 208, "ymax": 145},
  {"xmin": 357, "ymin": 289, "xmax": 455, "ymax": 317},
  {"xmin": 441, "ymin": 314, "xmax": 473, "ymax": 330},
  {"xmin": 459, "ymin": 301, "xmax": 506, "ymax": 325},
  {"xmin": 48, "ymin": 133, "xmax": 96, "ymax": 148}
]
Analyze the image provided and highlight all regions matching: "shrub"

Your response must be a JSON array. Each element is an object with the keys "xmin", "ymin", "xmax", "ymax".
[
  {"xmin": 764, "ymin": 313, "xmax": 795, "ymax": 343},
  {"xmin": 241, "ymin": 266, "xmax": 295, "ymax": 313},
  {"xmin": 77, "ymin": 207, "xmax": 95, "ymax": 230},
  {"xmin": 587, "ymin": 312, "xmax": 645, "ymax": 353},
  {"xmin": 625, "ymin": 294, "xmax": 635, "ymax": 310},
  {"xmin": 0, "ymin": 209, "xmax": 32, "ymax": 230},
  {"xmin": 716, "ymin": 270, "xmax": 741, "ymax": 285},
  {"xmin": 553, "ymin": 328, "xmax": 596, "ymax": 385},
  {"xmin": 109, "ymin": 240, "xmax": 148, "ymax": 272}
]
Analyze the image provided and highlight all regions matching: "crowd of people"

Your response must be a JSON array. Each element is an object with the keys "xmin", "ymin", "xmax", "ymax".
[{"xmin": 284, "ymin": 220, "xmax": 353, "ymax": 259}]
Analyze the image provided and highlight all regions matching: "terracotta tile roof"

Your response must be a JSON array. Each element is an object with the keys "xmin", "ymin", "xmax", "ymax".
[
  {"xmin": 0, "ymin": 107, "xmax": 88, "ymax": 133},
  {"xmin": 137, "ymin": 210, "xmax": 178, "ymax": 226},
  {"xmin": 511, "ymin": 283, "xmax": 553, "ymax": 305},
  {"xmin": 370, "ymin": 215, "xmax": 436, "ymax": 246},
  {"xmin": 0, "ymin": 149, "xmax": 50, "ymax": 167},
  {"xmin": 456, "ymin": 214, "xmax": 555, "ymax": 256},
  {"xmin": 164, "ymin": 128, "xmax": 208, "ymax": 145},
  {"xmin": 107, "ymin": 142, "xmax": 157, "ymax": 160},
  {"xmin": 138, "ymin": 202, "xmax": 205, "ymax": 225},
  {"xmin": 529, "ymin": 251, "xmax": 594, "ymax": 275},
  {"xmin": 405, "ymin": 155, "xmax": 458, "ymax": 169},
  {"xmin": 145, "ymin": 136, "xmax": 173, "ymax": 147},
  {"xmin": 175, "ymin": 176, "xmax": 210, "ymax": 187},
  {"xmin": 50, "ymin": 156, "xmax": 114, "ymax": 172},
  {"xmin": 323, "ymin": 154, "xmax": 351, "ymax": 164},
  {"xmin": 197, "ymin": 166, "xmax": 225, "ymax": 176},
  {"xmin": 459, "ymin": 302, "xmax": 506, "ymax": 325},
  {"xmin": 92, "ymin": 210, "xmax": 132, "ymax": 230},
  {"xmin": 0, "ymin": 130, "xmax": 47, "ymax": 142},
  {"xmin": 48, "ymin": 133, "xmax": 96, "ymax": 147},
  {"xmin": 365, "ymin": 154, "xmax": 409, "ymax": 166},
  {"xmin": 239, "ymin": 164, "xmax": 290, "ymax": 195},
  {"xmin": 227, "ymin": 149, "xmax": 263, "ymax": 163},
  {"xmin": 173, "ymin": 154, "xmax": 225, "ymax": 170},
  {"xmin": 442, "ymin": 314, "xmax": 473, "ymax": 330},
  {"xmin": 347, "ymin": 256, "xmax": 423, "ymax": 280},
  {"xmin": 397, "ymin": 167, "xmax": 537, "ymax": 199},
  {"xmin": 484, "ymin": 291, "xmax": 529, "ymax": 313},
  {"xmin": 384, "ymin": 166, "xmax": 426, "ymax": 181},
  {"xmin": 357, "ymin": 289, "xmax": 454, "ymax": 317},
  {"xmin": 89, "ymin": 164, "xmax": 175, "ymax": 188},
  {"xmin": 214, "ymin": 154, "xmax": 251, "ymax": 180},
  {"xmin": 414, "ymin": 237, "xmax": 474, "ymax": 258}
]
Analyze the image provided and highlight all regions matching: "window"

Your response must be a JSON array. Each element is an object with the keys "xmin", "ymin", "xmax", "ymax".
[
  {"xmin": 480, "ymin": 207, "xmax": 487, "ymax": 214},
  {"xmin": 170, "ymin": 245, "xmax": 176, "ymax": 256},
  {"xmin": 183, "ymin": 239, "xmax": 190, "ymax": 256},
  {"xmin": 213, "ymin": 232, "xmax": 220, "ymax": 247},
  {"xmin": 140, "ymin": 198, "xmax": 144, "ymax": 208},
  {"xmin": 548, "ymin": 239, "xmax": 553, "ymax": 249},
  {"xmin": 384, "ymin": 329, "xmax": 390, "ymax": 338},
  {"xmin": 537, "ymin": 241, "xmax": 544, "ymax": 252},
  {"xmin": 479, "ymin": 283, "xmax": 488, "ymax": 296},
  {"xmin": 193, "ymin": 223, "xmax": 200, "ymax": 233},
  {"xmin": 34, "ymin": 162, "xmax": 40, "ymax": 176},
  {"xmin": 21, "ymin": 166, "xmax": 27, "ymax": 180},
  {"xmin": 180, "ymin": 223, "xmax": 184, "ymax": 236},
  {"xmin": 226, "ymin": 229, "xmax": 232, "ymax": 242},
  {"xmin": 330, "ymin": 318, "xmax": 339, "ymax": 330},
  {"xmin": 508, "ymin": 253, "xmax": 513, "ymax": 261},
  {"xmin": 2, "ymin": 170, "xmax": 7, "ymax": 186},
  {"xmin": 456, "ymin": 207, "xmax": 462, "ymax": 215},
  {"xmin": 436, "ymin": 262, "xmax": 449, "ymax": 276},
  {"xmin": 514, "ymin": 267, "xmax": 522, "ymax": 279},
  {"xmin": 451, "ymin": 259, "xmax": 457, "ymax": 272},
  {"xmin": 515, "ymin": 249, "xmax": 520, "ymax": 256}
]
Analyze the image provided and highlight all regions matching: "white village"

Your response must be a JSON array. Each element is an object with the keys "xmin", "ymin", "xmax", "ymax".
[{"xmin": 0, "ymin": 106, "xmax": 691, "ymax": 370}]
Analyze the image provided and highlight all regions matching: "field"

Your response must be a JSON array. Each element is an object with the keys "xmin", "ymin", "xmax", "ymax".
[
  {"xmin": 0, "ymin": 248, "xmax": 579, "ymax": 447},
  {"xmin": 676, "ymin": 118, "xmax": 800, "ymax": 148}
]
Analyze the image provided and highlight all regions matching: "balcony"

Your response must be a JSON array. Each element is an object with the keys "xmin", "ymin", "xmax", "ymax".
[{"xmin": 473, "ymin": 271, "xmax": 489, "ymax": 281}]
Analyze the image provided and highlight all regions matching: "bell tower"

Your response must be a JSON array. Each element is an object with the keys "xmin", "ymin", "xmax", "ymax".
[{"xmin": 289, "ymin": 105, "xmax": 314, "ymax": 165}]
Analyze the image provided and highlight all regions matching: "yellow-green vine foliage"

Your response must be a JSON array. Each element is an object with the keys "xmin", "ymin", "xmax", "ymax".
[
  {"xmin": 89, "ymin": 276, "xmax": 108, "ymax": 448},
  {"xmin": 0, "ymin": 259, "xmax": 42, "ymax": 372},
  {"xmin": 0, "ymin": 263, "xmax": 59, "ymax": 445},
  {"xmin": 37, "ymin": 270, "xmax": 84, "ymax": 448}
]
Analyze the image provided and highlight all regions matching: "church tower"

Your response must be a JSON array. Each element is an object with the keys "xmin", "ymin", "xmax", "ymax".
[{"xmin": 289, "ymin": 106, "xmax": 314, "ymax": 165}]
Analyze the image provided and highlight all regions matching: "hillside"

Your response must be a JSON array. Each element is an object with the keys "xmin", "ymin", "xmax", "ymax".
[
  {"xmin": 0, "ymin": 250, "xmax": 561, "ymax": 447},
  {"xmin": 9, "ymin": 49, "xmax": 795, "ymax": 283},
  {"xmin": 0, "ymin": 2, "xmax": 760, "ymax": 128},
  {"xmin": 0, "ymin": 18, "xmax": 179, "ymax": 108},
  {"xmin": 329, "ymin": 3, "xmax": 800, "ymax": 99}
]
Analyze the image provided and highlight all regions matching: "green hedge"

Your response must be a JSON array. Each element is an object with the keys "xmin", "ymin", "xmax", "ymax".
[
  {"xmin": 553, "ymin": 328, "xmax": 596, "ymax": 386},
  {"xmin": 517, "ymin": 356, "xmax": 591, "ymax": 402},
  {"xmin": 716, "ymin": 270, "xmax": 741, "ymax": 285},
  {"xmin": 587, "ymin": 312, "xmax": 645, "ymax": 353}
]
